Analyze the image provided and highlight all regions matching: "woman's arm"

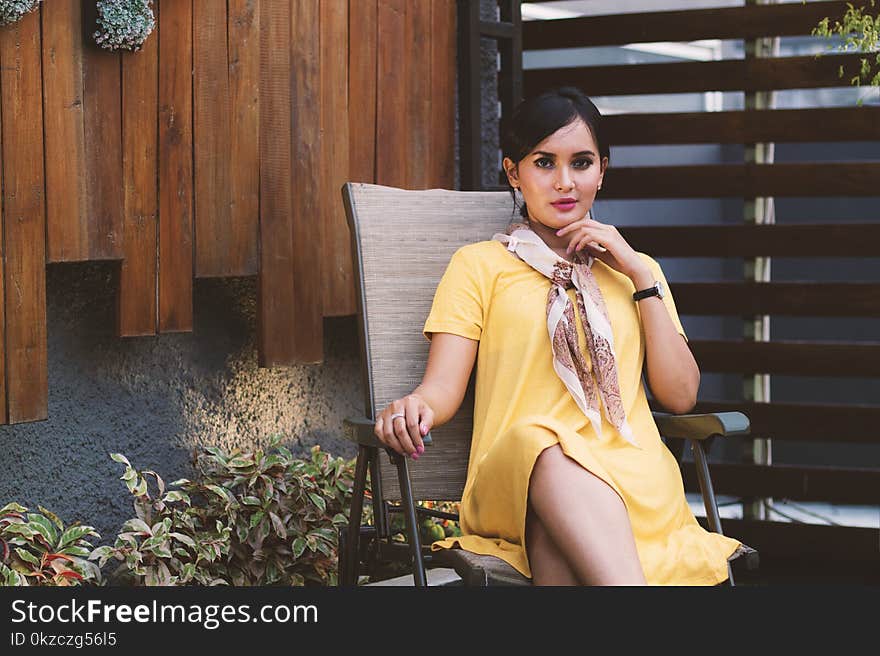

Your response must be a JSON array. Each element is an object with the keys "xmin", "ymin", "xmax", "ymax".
[
  {"xmin": 557, "ymin": 217, "xmax": 700, "ymax": 414},
  {"xmin": 374, "ymin": 332, "xmax": 478, "ymax": 458},
  {"xmin": 630, "ymin": 269, "xmax": 700, "ymax": 414}
]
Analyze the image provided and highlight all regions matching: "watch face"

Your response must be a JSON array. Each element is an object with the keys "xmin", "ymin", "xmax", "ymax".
[{"xmin": 656, "ymin": 281, "xmax": 665, "ymax": 299}]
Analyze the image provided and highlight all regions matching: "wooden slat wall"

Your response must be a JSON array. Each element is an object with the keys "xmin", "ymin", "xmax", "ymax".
[
  {"xmin": 524, "ymin": 1, "xmax": 866, "ymax": 48},
  {"xmin": 320, "ymin": 0, "xmax": 353, "ymax": 318},
  {"xmin": 526, "ymin": 53, "xmax": 868, "ymax": 97},
  {"xmin": 376, "ymin": 0, "xmax": 408, "ymax": 188},
  {"xmin": 602, "ymin": 163, "xmax": 880, "ymax": 199},
  {"xmin": 228, "ymin": 0, "xmax": 260, "ymax": 278},
  {"xmin": 81, "ymin": 3, "xmax": 123, "ymax": 261},
  {"xmin": 350, "ymin": 0, "xmax": 378, "ymax": 187},
  {"xmin": 604, "ymin": 107, "xmax": 880, "ymax": 145},
  {"xmin": 157, "ymin": 0, "xmax": 194, "ymax": 333},
  {"xmin": 0, "ymin": 10, "xmax": 48, "ymax": 422},
  {"xmin": 193, "ymin": 0, "xmax": 233, "ymax": 278},
  {"xmin": 672, "ymin": 283, "xmax": 880, "ymax": 318},
  {"xmin": 690, "ymin": 341, "xmax": 880, "ymax": 378},
  {"xmin": 258, "ymin": 0, "xmax": 295, "ymax": 366},
  {"xmin": 430, "ymin": 1, "xmax": 457, "ymax": 190},
  {"xmin": 0, "ymin": 91, "xmax": 5, "ymax": 424},
  {"xmin": 41, "ymin": 1, "xmax": 88, "ymax": 263},
  {"xmin": 406, "ymin": 2, "xmax": 432, "ymax": 190},
  {"xmin": 688, "ymin": 400, "xmax": 880, "ymax": 444},
  {"xmin": 620, "ymin": 224, "xmax": 880, "ymax": 257},
  {"xmin": 119, "ymin": 13, "xmax": 159, "ymax": 336},
  {"xmin": 290, "ymin": 0, "xmax": 323, "ymax": 362},
  {"xmin": 0, "ymin": 0, "xmax": 458, "ymax": 423},
  {"xmin": 523, "ymin": 0, "xmax": 880, "ymax": 569}
]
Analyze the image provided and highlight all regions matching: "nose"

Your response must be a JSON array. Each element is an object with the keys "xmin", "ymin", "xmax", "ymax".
[{"xmin": 555, "ymin": 167, "xmax": 574, "ymax": 191}]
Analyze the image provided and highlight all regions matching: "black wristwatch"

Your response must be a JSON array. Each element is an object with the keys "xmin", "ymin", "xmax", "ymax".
[{"xmin": 633, "ymin": 280, "xmax": 665, "ymax": 302}]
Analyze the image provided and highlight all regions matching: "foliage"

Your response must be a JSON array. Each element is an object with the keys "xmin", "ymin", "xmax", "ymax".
[
  {"xmin": 93, "ymin": 0, "xmax": 155, "ymax": 52},
  {"xmin": 0, "ymin": 503, "xmax": 101, "ymax": 587},
  {"xmin": 89, "ymin": 455, "xmax": 231, "ymax": 586},
  {"xmin": 92, "ymin": 439, "xmax": 355, "ymax": 586},
  {"xmin": 0, "ymin": 0, "xmax": 41, "ymax": 27},
  {"xmin": 812, "ymin": 0, "xmax": 880, "ymax": 104}
]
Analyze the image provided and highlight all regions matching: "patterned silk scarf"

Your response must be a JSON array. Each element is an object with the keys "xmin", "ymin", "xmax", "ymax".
[{"xmin": 493, "ymin": 222, "xmax": 638, "ymax": 448}]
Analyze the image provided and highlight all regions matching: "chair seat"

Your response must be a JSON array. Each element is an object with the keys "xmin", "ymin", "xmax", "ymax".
[
  {"xmin": 728, "ymin": 542, "xmax": 760, "ymax": 572},
  {"xmin": 431, "ymin": 548, "xmax": 531, "ymax": 586},
  {"xmin": 431, "ymin": 542, "xmax": 759, "ymax": 586}
]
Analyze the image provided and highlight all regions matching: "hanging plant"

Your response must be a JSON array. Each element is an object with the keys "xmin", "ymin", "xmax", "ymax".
[
  {"xmin": 93, "ymin": 0, "xmax": 156, "ymax": 52},
  {"xmin": 0, "ymin": 0, "xmax": 42, "ymax": 27}
]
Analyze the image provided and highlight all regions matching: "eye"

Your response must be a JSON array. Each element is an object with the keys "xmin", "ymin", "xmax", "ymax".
[
  {"xmin": 573, "ymin": 158, "xmax": 593, "ymax": 169},
  {"xmin": 534, "ymin": 157, "xmax": 554, "ymax": 169}
]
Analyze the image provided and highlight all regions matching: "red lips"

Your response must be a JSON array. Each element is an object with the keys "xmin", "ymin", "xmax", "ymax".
[{"xmin": 552, "ymin": 198, "xmax": 578, "ymax": 212}]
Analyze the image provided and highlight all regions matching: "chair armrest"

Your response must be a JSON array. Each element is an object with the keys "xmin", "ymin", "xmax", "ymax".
[
  {"xmin": 652, "ymin": 411, "xmax": 750, "ymax": 441},
  {"xmin": 343, "ymin": 416, "xmax": 434, "ymax": 449}
]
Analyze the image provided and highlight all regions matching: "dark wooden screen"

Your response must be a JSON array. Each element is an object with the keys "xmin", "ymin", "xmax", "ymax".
[
  {"xmin": 525, "ymin": 0, "xmax": 879, "ymax": 574},
  {"xmin": 0, "ymin": 0, "xmax": 457, "ymax": 424}
]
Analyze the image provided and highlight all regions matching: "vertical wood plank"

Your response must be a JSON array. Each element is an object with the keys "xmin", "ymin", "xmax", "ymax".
[
  {"xmin": 0, "ymin": 29, "xmax": 7, "ymax": 424},
  {"xmin": 405, "ymin": 1, "xmax": 432, "ymax": 189},
  {"xmin": 41, "ymin": 0, "xmax": 89, "ymax": 262},
  {"xmin": 320, "ymin": 0, "xmax": 354, "ymax": 316},
  {"xmin": 0, "ymin": 11, "xmax": 48, "ymax": 422},
  {"xmin": 228, "ymin": 0, "xmax": 260, "ymax": 276},
  {"xmin": 376, "ymin": 0, "xmax": 407, "ymax": 187},
  {"xmin": 193, "ymin": 0, "xmax": 235, "ymax": 277},
  {"xmin": 431, "ymin": 0, "xmax": 457, "ymax": 190},
  {"xmin": 348, "ymin": 0, "xmax": 377, "ymax": 185},
  {"xmin": 119, "ymin": 10, "xmax": 159, "ymax": 336},
  {"xmin": 259, "ymin": 0, "xmax": 295, "ymax": 365},
  {"xmin": 81, "ymin": 3, "xmax": 123, "ymax": 260},
  {"xmin": 158, "ymin": 0, "xmax": 194, "ymax": 332},
  {"xmin": 291, "ymin": 0, "xmax": 324, "ymax": 361}
]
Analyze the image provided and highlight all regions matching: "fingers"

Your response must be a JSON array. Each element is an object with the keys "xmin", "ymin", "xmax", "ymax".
[{"xmin": 373, "ymin": 396, "xmax": 432, "ymax": 460}]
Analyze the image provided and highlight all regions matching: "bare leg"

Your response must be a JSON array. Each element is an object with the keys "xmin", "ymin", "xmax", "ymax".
[
  {"xmin": 525, "ymin": 505, "xmax": 579, "ymax": 585},
  {"xmin": 528, "ymin": 444, "xmax": 647, "ymax": 585}
]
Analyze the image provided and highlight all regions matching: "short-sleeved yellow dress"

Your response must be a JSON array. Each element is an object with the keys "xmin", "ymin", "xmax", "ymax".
[{"xmin": 423, "ymin": 239, "xmax": 742, "ymax": 585}]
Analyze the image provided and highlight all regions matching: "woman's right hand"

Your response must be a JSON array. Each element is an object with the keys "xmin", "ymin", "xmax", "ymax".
[{"xmin": 374, "ymin": 393, "xmax": 434, "ymax": 459}]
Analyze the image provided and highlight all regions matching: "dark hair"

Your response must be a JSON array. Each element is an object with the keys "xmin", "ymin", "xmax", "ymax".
[{"xmin": 501, "ymin": 87, "xmax": 609, "ymax": 219}]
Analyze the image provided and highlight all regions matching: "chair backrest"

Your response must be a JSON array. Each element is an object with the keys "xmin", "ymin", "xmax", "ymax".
[{"xmin": 342, "ymin": 182, "xmax": 514, "ymax": 501}]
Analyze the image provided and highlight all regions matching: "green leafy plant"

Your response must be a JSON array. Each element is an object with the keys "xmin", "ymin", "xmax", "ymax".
[
  {"xmin": 93, "ymin": 438, "xmax": 355, "ymax": 586},
  {"xmin": 190, "ymin": 440, "xmax": 353, "ymax": 586},
  {"xmin": 0, "ymin": 0, "xmax": 41, "ymax": 27},
  {"xmin": 0, "ymin": 503, "xmax": 101, "ymax": 586},
  {"xmin": 812, "ymin": 0, "xmax": 880, "ymax": 104},
  {"xmin": 93, "ymin": 0, "xmax": 155, "ymax": 52},
  {"xmin": 89, "ymin": 454, "xmax": 231, "ymax": 586}
]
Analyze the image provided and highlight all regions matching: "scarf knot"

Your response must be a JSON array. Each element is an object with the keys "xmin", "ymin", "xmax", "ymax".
[{"xmin": 492, "ymin": 223, "xmax": 639, "ymax": 448}]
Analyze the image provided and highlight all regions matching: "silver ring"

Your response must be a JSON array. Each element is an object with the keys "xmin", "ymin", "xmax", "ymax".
[{"xmin": 389, "ymin": 412, "xmax": 406, "ymax": 421}]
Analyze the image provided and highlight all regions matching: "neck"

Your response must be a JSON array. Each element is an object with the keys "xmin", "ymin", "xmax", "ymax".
[{"xmin": 524, "ymin": 215, "xmax": 580, "ymax": 261}]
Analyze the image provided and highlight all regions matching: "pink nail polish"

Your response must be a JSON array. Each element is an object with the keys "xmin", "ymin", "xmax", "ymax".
[
  {"xmin": 412, "ymin": 452, "xmax": 419, "ymax": 460},
  {"xmin": 417, "ymin": 445, "xmax": 425, "ymax": 454}
]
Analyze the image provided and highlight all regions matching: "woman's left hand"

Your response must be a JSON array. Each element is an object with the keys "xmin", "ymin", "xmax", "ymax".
[{"xmin": 556, "ymin": 216, "xmax": 650, "ymax": 282}]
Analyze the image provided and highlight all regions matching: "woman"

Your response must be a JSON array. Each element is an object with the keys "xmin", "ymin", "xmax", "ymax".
[{"xmin": 373, "ymin": 87, "xmax": 744, "ymax": 585}]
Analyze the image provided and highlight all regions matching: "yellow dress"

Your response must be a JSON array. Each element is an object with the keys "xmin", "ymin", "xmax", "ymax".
[{"xmin": 423, "ymin": 239, "xmax": 742, "ymax": 585}]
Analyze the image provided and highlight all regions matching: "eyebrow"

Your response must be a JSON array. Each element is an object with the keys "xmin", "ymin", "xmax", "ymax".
[{"xmin": 532, "ymin": 150, "xmax": 596, "ymax": 158}]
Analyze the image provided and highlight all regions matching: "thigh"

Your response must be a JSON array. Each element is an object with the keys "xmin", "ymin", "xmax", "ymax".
[{"xmin": 525, "ymin": 504, "xmax": 579, "ymax": 586}]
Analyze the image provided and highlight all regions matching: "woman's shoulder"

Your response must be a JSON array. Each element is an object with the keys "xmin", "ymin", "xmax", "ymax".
[{"xmin": 450, "ymin": 239, "xmax": 512, "ymax": 268}]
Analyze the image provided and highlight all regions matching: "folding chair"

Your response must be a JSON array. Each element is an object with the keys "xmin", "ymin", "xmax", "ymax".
[{"xmin": 338, "ymin": 182, "xmax": 759, "ymax": 587}]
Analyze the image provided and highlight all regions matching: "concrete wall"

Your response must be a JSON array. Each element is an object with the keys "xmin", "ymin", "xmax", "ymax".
[{"xmin": 0, "ymin": 263, "xmax": 364, "ymax": 541}]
